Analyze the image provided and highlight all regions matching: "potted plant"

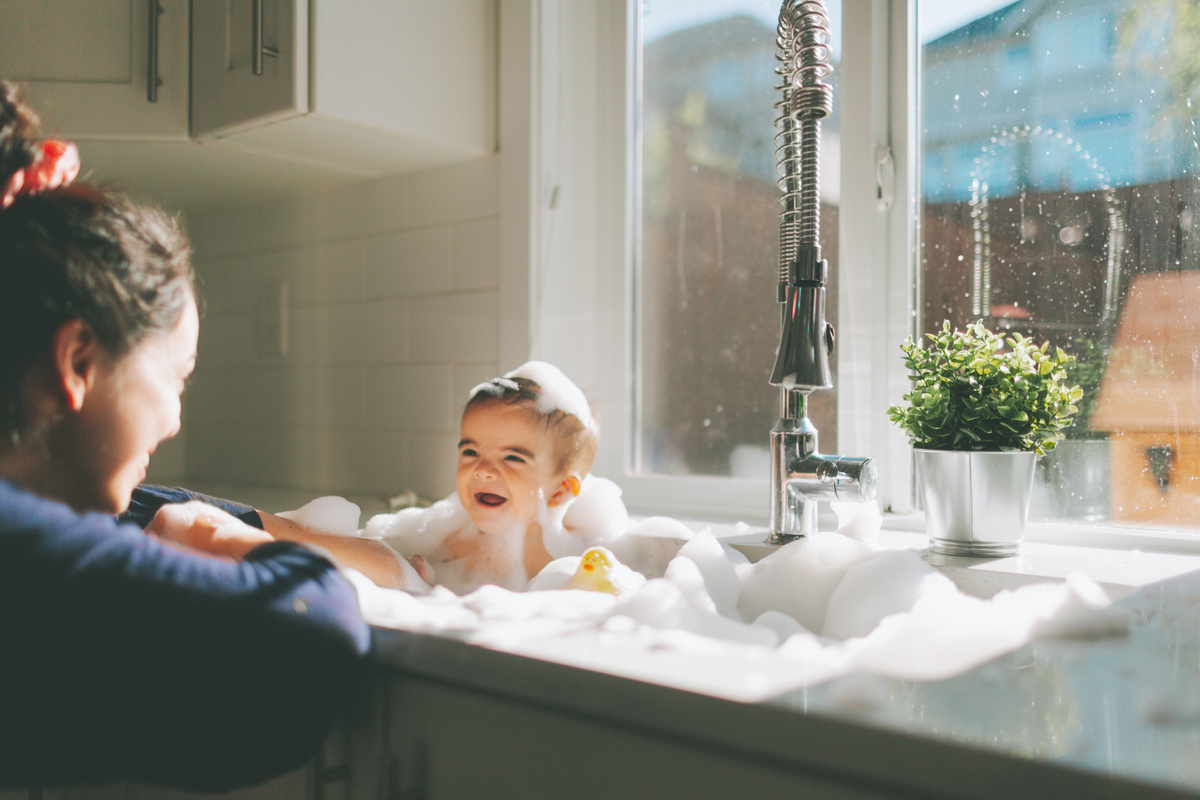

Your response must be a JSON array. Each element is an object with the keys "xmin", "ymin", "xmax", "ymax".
[{"xmin": 887, "ymin": 321, "xmax": 1082, "ymax": 556}]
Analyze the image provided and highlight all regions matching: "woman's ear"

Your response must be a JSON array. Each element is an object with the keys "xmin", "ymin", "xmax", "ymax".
[
  {"xmin": 549, "ymin": 475, "xmax": 583, "ymax": 506},
  {"xmin": 51, "ymin": 320, "xmax": 102, "ymax": 412}
]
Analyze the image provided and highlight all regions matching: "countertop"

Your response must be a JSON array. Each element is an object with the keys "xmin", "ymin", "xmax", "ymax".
[{"xmin": 366, "ymin": 539, "xmax": 1200, "ymax": 800}]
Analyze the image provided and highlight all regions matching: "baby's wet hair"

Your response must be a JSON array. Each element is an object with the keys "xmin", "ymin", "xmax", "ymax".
[{"xmin": 465, "ymin": 376, "xmax": 599, "ymax": 477}]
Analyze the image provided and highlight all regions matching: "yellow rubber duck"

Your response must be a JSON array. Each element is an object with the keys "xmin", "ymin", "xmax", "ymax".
[{"xmin": 564, "ymin": 546, "xmax": 622, "ymax": 594}]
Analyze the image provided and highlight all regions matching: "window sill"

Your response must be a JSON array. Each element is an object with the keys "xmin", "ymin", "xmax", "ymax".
[{"xmin": 707, "ymin": 515, "xmax": 1200, "ymax": 602}]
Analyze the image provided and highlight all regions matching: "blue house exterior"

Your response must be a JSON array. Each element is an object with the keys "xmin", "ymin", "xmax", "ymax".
[{"xmin": 922, "ymin": 0, "xmax": 1192, "ymax": 202}]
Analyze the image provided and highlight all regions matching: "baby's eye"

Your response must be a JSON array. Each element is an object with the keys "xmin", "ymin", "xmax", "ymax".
[
  {"xmin": 460, "ymin": 447, "xmax": 478, "ymax": 458},
  {"xmin": 504, "ymin": 454, "xmax": 527, "ymax": 464}
]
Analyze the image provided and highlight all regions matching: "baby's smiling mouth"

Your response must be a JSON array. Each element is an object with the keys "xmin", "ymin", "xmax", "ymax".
[{"xmin": 475, "ymin": 492, "xmax": 507, "ymax": 507}]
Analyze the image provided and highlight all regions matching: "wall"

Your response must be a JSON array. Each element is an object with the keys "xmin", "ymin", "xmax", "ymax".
[{"xmin": 158, "ymin": 156, "xmax": 503, "ymax": 515}]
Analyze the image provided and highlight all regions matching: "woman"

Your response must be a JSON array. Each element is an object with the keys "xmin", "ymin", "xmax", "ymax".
[{"xmin": 0, "ymin": 83, "xmax": 369, "ymax": 791}]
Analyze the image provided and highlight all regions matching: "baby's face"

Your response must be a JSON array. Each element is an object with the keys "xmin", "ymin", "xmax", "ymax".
[{"xmin": 456, "ymin": 402, "xmax": 565, "ymax": 534}]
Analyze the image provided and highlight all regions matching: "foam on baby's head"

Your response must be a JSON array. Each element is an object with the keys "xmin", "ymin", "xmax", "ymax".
[
  {"xmin": 470, "ymin": 361, "xmax": 594, "ymax": 429},
  {"xmin": 467, "ymin": 361, "xmax": 598, "ymax": 476}
]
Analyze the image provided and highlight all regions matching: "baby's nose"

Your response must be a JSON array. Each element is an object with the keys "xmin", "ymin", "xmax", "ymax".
[{"xmin": 474, "ymin": 459, "xmax": 498, "ymax": 478}]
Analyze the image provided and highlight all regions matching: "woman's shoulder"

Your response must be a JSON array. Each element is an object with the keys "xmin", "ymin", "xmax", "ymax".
[{"xmin": 0, "ymin": 477, "xmax": 133, "ymax": 542}]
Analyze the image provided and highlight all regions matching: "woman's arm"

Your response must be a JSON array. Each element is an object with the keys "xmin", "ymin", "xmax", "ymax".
[
  {"xmin": 127, "ymin": 485, "xmax": 431, "ymax": 590},
  {"xmin": 0, "ymin": 480, "xmax": 370, "ymax": 791}
]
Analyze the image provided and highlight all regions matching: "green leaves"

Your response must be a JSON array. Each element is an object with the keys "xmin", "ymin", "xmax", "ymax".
[{"xmin": 886, "ymin": 321, "xmax": 1081, "ymax": 455}]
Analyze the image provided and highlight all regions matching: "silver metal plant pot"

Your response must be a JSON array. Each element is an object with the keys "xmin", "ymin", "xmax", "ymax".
[{"xmin": 915, "ymin": 449, "xmax": 1038, "ymax": 557}]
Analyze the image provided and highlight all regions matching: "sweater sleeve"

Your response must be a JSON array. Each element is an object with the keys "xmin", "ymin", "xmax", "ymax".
[{"xmin": 0, "ymin": 480, "xmax": 371, "ymax": 791}]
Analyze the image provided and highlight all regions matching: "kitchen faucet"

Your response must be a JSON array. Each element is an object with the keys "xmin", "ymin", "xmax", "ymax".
[{"xmin": 768, "ymin": 0, "xmax": 876, "ymax": 543}]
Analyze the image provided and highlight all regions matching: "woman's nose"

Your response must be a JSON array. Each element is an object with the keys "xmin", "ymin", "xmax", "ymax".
[{"xmin": 163, "ymin": 409, "xmax": 182, "ymax": 440}]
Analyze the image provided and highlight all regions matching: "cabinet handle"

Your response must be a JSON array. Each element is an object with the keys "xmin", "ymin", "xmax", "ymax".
[
  {"xmin": 252, "ymin": 0, "xmax": 280, "ymax": 75},
  {"xmin": 147, "ymin": 0, "xmax": 163, "ymax": 102}
]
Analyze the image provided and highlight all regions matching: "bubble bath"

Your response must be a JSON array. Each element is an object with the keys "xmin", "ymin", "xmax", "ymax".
[{"xmin": 281, "ymin": 478, "xmax": 1132, "ymax": 700}]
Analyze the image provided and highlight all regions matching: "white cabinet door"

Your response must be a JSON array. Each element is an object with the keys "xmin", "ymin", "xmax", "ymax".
[
  {"xmin": 190, "ymin": 0, "xmax": 495, "ymax": 175},
  {"xmin": 0, "ymin": 0, "xmax": 189, "ymax": 140},
  {"xmin": 190, "ymin": 0, "xmax": 308, "ymax": 138},
  {"xmin": 354, "ymin": 673, "xmax": 883, "ymax": 800}
]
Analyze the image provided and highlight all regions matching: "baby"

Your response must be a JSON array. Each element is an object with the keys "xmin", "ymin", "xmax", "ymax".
[{"xmin": 366, "ymin": 362, "xmax": 599, "ymax": 593}]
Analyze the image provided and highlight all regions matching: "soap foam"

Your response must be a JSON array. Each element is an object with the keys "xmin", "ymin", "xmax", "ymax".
[
  {"xmin": 468, "ymin": 360, "xmax": 594, "ymax": 429},
  {"xmin": 277, "ymin": 495, "xmax": 362, "ymax": 535},
  {"xmin": 504, "ymin": 360, "xmax": 594, "ymax": 428},
  {"xmin": 296, "ymin": 481, "xmax": 1131, "ymax": 691}
]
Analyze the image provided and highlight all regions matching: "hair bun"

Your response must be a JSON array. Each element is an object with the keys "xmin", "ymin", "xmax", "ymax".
[
  {"xmin": 0, "ymin": 82, "xmax": 41, "ymax": 195},
  {"xmin": 2, "ymin": 139, "xmax": 81, "ymax": 208}
]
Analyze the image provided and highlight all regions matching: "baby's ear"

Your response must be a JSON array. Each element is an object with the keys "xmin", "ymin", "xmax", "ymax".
[{"xmin": 548, "ymin": 475, "xmax": 582, "ymax": 505}]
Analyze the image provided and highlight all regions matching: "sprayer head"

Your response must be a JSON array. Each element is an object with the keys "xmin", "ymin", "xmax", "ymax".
[{"xmin": 771, "ymin": 246, "xmax": 833, "ymax": 390}]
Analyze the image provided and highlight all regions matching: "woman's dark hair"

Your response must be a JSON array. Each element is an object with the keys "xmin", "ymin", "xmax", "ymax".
[{"xmin": 0, "ymin": 82, "xmax": 195, "ymax": 438}]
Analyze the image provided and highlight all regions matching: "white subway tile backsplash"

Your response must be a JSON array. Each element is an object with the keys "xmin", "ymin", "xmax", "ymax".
[
  {"xmin": 363, "ymin": 227, "xmax": 454, "ymax": 298},
  {"xmin": 181, "ymin": 156, "xmax": 503, "ymax": 503},
  {"xmin": 196, "ymin": 313, "xmax": 256, "ymax": 369},
  {"xmin": 453, "ymin": 217, "xmax": 500, "ymax": 291},
  {"xmin": 291, "ymin": 367, "xmax": 365, "ymax": 429},
  {"xmin": 363, "ymin": 365, "xmax": 454, "ymax": 432},
  {"xmin": 189, "ymin": 194, "xmax": 333, "ymax": 259},
  {"xmin": 327, "ymin": 173, "xmax": 412, "ymax": 239},
  {"xmin": 146, "ymin": 432, "xmax": 187, "ymax": 483},
  {"xmin": 182, "ymin": 370, "xmax": 235, "ymax": 426},
  {"xmin": 410, "ymin": 156, "xmax": 499, "ymax": 227},
  {"xmin": 288, "ymin": 240, "xmax": 367, "ymax": 305},
  {"xmin": 325, "ymin": 430, "xmax": 408, "ymax": 497},
  {"xmin": 407, "ymin": 291, "xmax": 499, "ymax": 363},
  {"xmin": 229, "ymin": 366, "xmax": 363, "ymax": 429},
  {"xmin": 195, "ymin": 251, "xmax": 285, "ymax": 316},
  {"xmin": 327, "ymin": 300, "xmax": 408, "ymax": 364},
  {"xmin": 287, "ymin": 306, "xmax": 333, "ymax": 366},
  {"xmin": 187, "ymin": 425, "xmax": 278, "ymax": 487},
  {"xmin": 404, "ymin": 432, "xmax": 459, "ymax": 501}
]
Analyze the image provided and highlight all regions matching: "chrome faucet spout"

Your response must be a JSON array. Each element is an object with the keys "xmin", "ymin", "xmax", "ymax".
[
  {"xmin": 770, "ymin": 245, "xmax": 833, "ymax": 391},
  {"xmin": 766, "ymin": 0, "xmax": 875, "ymax": 542},
  {"xmin": 769, "ymin": 388, "xmax": 876, "ymax": 543}
]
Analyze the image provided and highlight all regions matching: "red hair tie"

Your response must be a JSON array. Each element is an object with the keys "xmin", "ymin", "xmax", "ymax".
[{"xmin": 1, "ymin": 139, "xmax": 81, "ymax": 209}]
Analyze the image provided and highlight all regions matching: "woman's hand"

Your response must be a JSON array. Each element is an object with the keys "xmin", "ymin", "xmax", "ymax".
[{"xmin": 146, "ymin": 501, "xmax": 275, "ymax": 561}]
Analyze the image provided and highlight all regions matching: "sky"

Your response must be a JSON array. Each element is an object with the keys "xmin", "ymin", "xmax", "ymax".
[{"xmin": 642, "ymin": 0, "xmax": 1017, "ymax": 48}]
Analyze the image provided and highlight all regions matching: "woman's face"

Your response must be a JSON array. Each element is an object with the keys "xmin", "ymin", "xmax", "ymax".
[{"xmin": 56, "ymin": 297, "xmax": 199, "ymax": 513}]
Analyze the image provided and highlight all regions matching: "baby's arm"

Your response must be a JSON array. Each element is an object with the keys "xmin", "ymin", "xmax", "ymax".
[{"xmin": 258, "ymin": 511, "xmax": 433, "ymax": 590}]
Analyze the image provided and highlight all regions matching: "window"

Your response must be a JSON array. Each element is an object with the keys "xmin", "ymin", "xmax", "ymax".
[
  {"xmin": 921, "ymin": 0, "xmax": 1200, "ymax": 531},
  {"xmin": 636, "ymin": 1, "xmax": 841, "ymax": 483},
  {"xmin": 546, "ymin": 0, "xmax": 1200, "ymax": 537}
]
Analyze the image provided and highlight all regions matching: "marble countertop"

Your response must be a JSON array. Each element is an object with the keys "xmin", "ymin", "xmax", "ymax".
[{"xmin": 367, "ymin": 540, "xmax": 1200, "ymax": 800}]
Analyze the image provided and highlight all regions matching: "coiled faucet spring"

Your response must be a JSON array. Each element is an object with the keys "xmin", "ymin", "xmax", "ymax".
[{"xmin": 774, "ymin": 0, "xmax": 834, "ymax": 288}]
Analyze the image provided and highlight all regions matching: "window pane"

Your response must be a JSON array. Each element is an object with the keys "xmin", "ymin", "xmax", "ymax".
[
  {"xmin": 920, "ymin": 0, "xmax": 1200, "ymax": 529},
  {"xmin": 637, "ymin": 0, "xmax": 841, "ymax": 478}
]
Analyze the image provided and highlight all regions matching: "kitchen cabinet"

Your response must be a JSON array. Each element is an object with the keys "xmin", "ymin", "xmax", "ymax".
[
  {"xmin": 349, "ymin": 671, "xmax": 875, "ymax": 800},
  {"xmin": 191, "ymin": 0, "xmax": 498, "ymax": 175},
  {"xmin": 2, "ymin": 1, "xmax": 496, "ymax": 211},
  {"xmin": 0, "ymin": 0, "xmax": 190, "ymax": 141},
  {"xmin": 7, "ymin": 728, "xmax": 345, "ymax": 800}
]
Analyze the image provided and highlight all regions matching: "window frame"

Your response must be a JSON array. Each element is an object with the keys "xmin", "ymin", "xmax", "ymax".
[{"xmin": 531, "ymin": 0, "xmax": 911, "ymax": 523}]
